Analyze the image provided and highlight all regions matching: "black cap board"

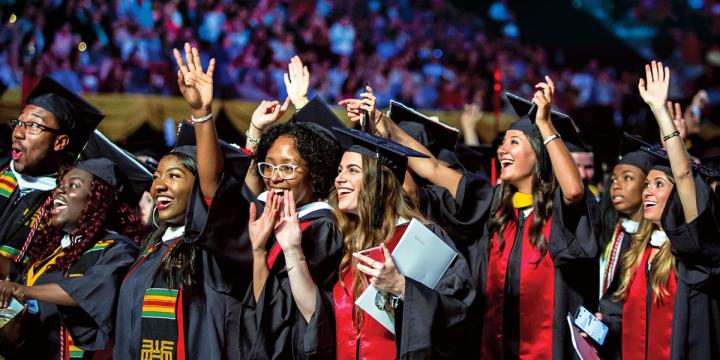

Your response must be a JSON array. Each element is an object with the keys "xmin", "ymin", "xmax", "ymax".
[
  {"xmin": 289, "ymin": 96, "xmax": 345, "ymax": 144},
  {"xmin": 388, "ymin": 100, "xmax": 459, "ymax": 157},
  {"xmin": 26, "ymin": 76, "xmax": 105, "ymax": 159},
  {"xmin": 623, "ymin": 133, "xmax": 720, "ymax": 180},
  {"xmin": 332, "ymin": 126, "xmax": 429, "ymax": 227},
  {"xmin": 80, "ymin": 130, "xmax": 153, "ymax": 204},
  {"xmin": 331, "ymin": 126, "xmax": 428, "ymax": 182},
  {"xmin": 175, "ymin": 121, "xmax": 253, "ymax": 180},
  {"xmin": 505, "ymin": 92, "xmax": 586, "ymax": 150}
]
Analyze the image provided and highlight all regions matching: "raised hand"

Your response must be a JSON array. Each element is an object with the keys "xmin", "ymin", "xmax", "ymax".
[
  {"xmin": 284, "ymin": 55, "xmax": 310, "ymax": 110},
  {"xmin": 460, "ymin": 103, "xmax": 483, "ymax": 146},
  {"xmin": 666, "ymin": 101, "xmax": 687, "ymax": 141},
  {"xmin": 248, "ymin": 191, "xmax": 280, "ymax": 253},
  {"xmin": 274, "ymin": 190, "xmax": 302, "ymax": 253},
  {"xmin": 533, "ymin": 75, "xmax": 555, "ymax": 124},
  {"xmin": 638, "ymin": 60, "xmax": 670, "ymax": 111},
  {"xmin": 251, "ymin": 98, "xmax": 291, "ymax": 132},
  {"xmin": 338, "ymin": 85, "xmax": 380, "ymax": 133},
  {"xmin": 173, "ymin": 42, "xmax": 216, "ymax": 117},
  {"xmin": 353, "ymin": 244, "xmax": 406, "ymax": 296}
]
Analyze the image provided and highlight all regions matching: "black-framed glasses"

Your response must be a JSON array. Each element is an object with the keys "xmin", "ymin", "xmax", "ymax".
[
  {"xmin": 257, "ymin": 162, "xmax": 301, "ymax": 180},
  {"xmin": 10, "ymin": 119, "xmax": 62, "ymax": 135}
]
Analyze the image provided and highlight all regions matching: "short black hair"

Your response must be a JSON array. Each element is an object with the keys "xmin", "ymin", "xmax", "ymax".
[{"xmin": 255, "ymin": 122, "xmax": 341, "ymax": 199}]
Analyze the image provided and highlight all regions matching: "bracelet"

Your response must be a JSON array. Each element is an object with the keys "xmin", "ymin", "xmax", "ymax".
[
  {"xmin": 250, "ymin": 122, "xmax": 263, "ymax": 131},
  {"xmin": 245, "ymin": 129, "xmax": 261, "ymax": 146},
  {"xmin": 543, "ymin": 133, "xmax": 561, "ymax": 146},
  {"xmin": 662, "ymin": 130, "xmax": 680, "ymax": 142},
  {"xmin": 190, "ymin": 113, "xmax": 213, "ymax": 123}
]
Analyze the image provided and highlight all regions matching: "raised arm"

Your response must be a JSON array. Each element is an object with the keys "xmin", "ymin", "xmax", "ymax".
[
  {"xmin": 338, "ymin": 88, "xmax": 464, "ymax": 198},
  {"xmin": 534, "ymin": 76, "xmax": 584, "ymax": 205},
  {"xmin": 460, "ymin": 103, "xmax": 483, "ymax": 146},
  {"xmin": 173, "ymin": 43, "xmax": 221, "ymax": 200},
  {"xmin": 244, "ymin": 99, "xmax": 291, "ymax": 196},
  {"xmin": 638, "ymin": 61, "xmax": 697, "ymax": 222}
]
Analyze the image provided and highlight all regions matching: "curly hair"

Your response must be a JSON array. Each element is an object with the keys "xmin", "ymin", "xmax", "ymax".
[
  {"xmin": 487, "ymin": 130, "xmax": 555, "ymax": 261},
  {"xmin": 254, "ymin": 122, "xmax": 341, "ymax": 199},
  {"xmin": 28, "ymin": 178, "xmax": 145, "ymax": 272}
]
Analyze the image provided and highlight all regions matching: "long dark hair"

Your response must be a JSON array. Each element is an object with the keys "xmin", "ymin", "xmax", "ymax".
[
  {"xmin": 487, "ymin": 131, "xmax": 556, "ymax": 260},
  {"xmin": 28, "ymin": 178, "xmax": 144, "ymax": 272},
  {"xmin": 140, "ymin": 152, "xmax": 202, "ymax": 293}
]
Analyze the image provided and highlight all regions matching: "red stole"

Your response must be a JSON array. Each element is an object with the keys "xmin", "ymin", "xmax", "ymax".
[
  {"xmin": 482, "ymin": 209, "xmax": 555, "ymax": 359},
  {"xmin": 622, "ymin": 246, "xmax": 676, "ymax": 360},
  {"xmin": 334, "ymin": 224, "xmax": 408, "ymax": 360},
  {"xmin": 266, "ymin": 221, "xmax": 314, "ymax": 269}
]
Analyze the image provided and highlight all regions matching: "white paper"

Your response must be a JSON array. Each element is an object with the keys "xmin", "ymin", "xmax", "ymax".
[{"xmin": 355, "ymin": 219, "xmax": 457, "ymax": 333}]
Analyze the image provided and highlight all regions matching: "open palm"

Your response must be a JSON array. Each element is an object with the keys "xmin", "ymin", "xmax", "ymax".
[
  {"xmin": 173, "ymin": 42, "xmax": 215, "ymax": 112},
  {"xmin": 274, "ymin": 190, "xmax": 302, "ymax": 252},
  {"xmin": 638, "ymin": 60, "xmax": 669, "ymax": 110}
]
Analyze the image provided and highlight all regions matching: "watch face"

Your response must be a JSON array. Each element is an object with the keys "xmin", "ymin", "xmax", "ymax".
[{"xmin": 374, "ymin": 291, "xmax": 387, "ymax": 311}]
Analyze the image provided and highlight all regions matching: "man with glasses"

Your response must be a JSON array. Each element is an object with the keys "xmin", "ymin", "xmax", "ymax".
[{"xmin": 0, "ymin": 76, "xmax": 103, "ymax": 278}]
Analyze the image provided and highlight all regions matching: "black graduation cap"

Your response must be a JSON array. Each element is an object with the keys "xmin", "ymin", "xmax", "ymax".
[
  {"xmin": 623, "ymin": 133, "xmax": 720, "ymax": 180},
  {"xmin": 80, "ymin": 130, "xmax": 153, "ymax": 204},
  {"xmin": 452, "ymin": 143, "xmax": 498, "ymax": 179},
  {"xmin": 388, "ymin": 100, "xmax": 459, "ymax": 157},
  {"xmin": 505, "ymin": 92, "xmax": 587, "ymax": 150},
  {"xmin": 289, "ymin": 96, "xmax": 346, "ymax": 146},
  {"xmin": 331, "ymin": 126, "xmax": 429, "ymax": 227},
  {"xmin": 175, "ymin": 121, "xmax": 252, "ymax": 180},
  {"xmin": 26, "ymin": 76, "xmax": 105, "ymax": 159}
]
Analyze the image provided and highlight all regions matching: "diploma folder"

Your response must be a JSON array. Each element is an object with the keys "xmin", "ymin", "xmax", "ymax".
[{"xmin": 355, "ymin": 219, "xmax": 457, "ymax": 333}]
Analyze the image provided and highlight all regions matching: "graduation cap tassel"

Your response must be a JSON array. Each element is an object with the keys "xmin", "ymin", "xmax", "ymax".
[{"xmin": 372, "ymin": 153, "xmax": 382, "ymax": 228}]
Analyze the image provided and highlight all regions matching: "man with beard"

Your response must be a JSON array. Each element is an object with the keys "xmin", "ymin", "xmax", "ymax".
[{"xmin": 0, "ymin": 76, "xmax": 103, "ymax": 279}]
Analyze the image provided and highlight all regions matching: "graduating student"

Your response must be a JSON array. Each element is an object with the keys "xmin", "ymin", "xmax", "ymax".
[
  {"xmin": 0, "ymin": 149, "xmax": 148, "ymax": 358},
  {"xmin": 597, "ymin": 61, "xmax": 720, "ymax": 359},
  {"xmin": 597, "ymin": 149, "xmax": 656, "ymax": 298},
  {"xmin": 242, "ymin": 96, "xmax": 345, "ymax": 359},
  {"xmin": 0, "ymin": 77, "xmax": 103, "ymax": 278},
  {"xmin": 274, "ymin": 127, "xmax": 474, "ymax": 359},
  {"xmin": 113, "ymin": 44, "xmax": 253, "ymax": 360}
]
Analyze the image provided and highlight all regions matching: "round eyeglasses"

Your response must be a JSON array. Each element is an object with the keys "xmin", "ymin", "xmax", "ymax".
[{"xmin": 257, "ymin": 162, "xmax": 302, "ymax": 180}]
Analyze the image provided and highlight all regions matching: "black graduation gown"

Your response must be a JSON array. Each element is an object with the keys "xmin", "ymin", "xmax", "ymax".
[
  {"xmin": 240, "ymin": 199, "xmax": 344, "ymax": 359},
  {"xmin": 0, "ymin": 232, "xmax": 138, "ymax": 359},
  {"xmin": 114, "ymin": 168, "xmax": 250, "ymax": 360},
  {"xmin": 0, "ymin": 159, "xmax": 53, "ymax": 278},
  {"xmin": 304, "ymin": 222, "xmax": 475, "ymax": 359},
  {"xmin": 601, "ymin": 175, "xmax": 720, "ymax": 359},
  {"xmin": 477, "ymin": 187, "xmax": 599, "ymax": 360}
]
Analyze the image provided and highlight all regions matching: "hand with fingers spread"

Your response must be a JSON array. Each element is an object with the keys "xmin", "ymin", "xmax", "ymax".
[
  {"xmin": 284, "ymin": 56, "xmax": 311, "ymax": 110},
  {"xmin": 274, "ymin": 190, "xmax": 303, "ymax": 254},
  {"xmin": 665, "ymin": 101, "xmax": 687, "ymax": 141},
  {"xmin": 0, "ymin": 281, "xmax": 27, "ymax": 308},
  {"xmin": 249, "ymin": 191, "xmax": 281, "ymax": 253},
  {"xmin": 353, "ymin": 244, "xmax": 406, "ymax": 296},
  {"xmin": 638, "ymin": 60, "xmax": 670, "ymax": 111},
  {"xmin": 533, "ymin": 75, "xmax": 555, "ymax": 125},
  {"xmin": 251, "ymin": 98, "xmax": 291, "ymax": 132},
  {"xmin": 173, "ymin": 42, "xmax": 216, "ymax": 118}
]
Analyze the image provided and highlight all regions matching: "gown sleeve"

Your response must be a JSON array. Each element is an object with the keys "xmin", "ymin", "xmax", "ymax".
[
  {"xmin": 241, "ymin": 217, "xmax": 343, "ymax": 359},
  {"xmin": 598, "ymin": 294, "xmax": 623, "ymax": 360},
  {"xmin": 663, "ymin": 175, "xmax": 720, "ymax": 291},
  {"xmin": 184, "ymin": 148, "xmax": 254, "ymax": 265},
  {"xmin": 549, "ymin": 186, "xmax": 601, "ymax": 267},
  {"xmin": 56, "ymin": 238, "xmax": 139, "ymax": 351},
  {"xmin": 395, "ymin": 223, "xmax": 475, "ymax": 359}
]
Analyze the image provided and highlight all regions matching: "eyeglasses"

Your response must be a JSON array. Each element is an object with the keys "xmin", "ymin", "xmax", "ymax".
[
  {"xmin": 10, "ymin": 119, "xmax": 61, "ymax": 135},
  {"xmin": 257, "ymin": 162, "xmax": 302, "ymax": 180}
]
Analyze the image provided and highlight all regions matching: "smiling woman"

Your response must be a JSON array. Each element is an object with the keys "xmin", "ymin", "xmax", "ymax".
[{"xmin": 0, "ymin": 158, "xmax": 145, "ymax": 359}]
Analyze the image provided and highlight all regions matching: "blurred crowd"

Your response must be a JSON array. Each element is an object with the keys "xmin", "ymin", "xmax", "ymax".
[{"xmin": 0, "ymin": 0, "xmax": 719, "ymax": 120}]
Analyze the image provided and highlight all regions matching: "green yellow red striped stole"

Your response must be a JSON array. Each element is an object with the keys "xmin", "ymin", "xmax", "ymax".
[
  {"xmin": 0, "ymin": 167, "xmax": 17, "ymax": 198},
  {"xmin": 62, "ymin": 326, "xmax": 84, "ymax": 359},
  {"xmin": 142, "ymin": 288, "xmax": 179, "ymax": 320},
  {"xmin": 83, "ymin": 240, "xmax": 114, "ymax": 254}
]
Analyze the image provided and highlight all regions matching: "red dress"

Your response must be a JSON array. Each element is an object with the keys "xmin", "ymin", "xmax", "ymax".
[{"xmin": 333, "ymin": 225, "xmax": 407, "ymax": 360}]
